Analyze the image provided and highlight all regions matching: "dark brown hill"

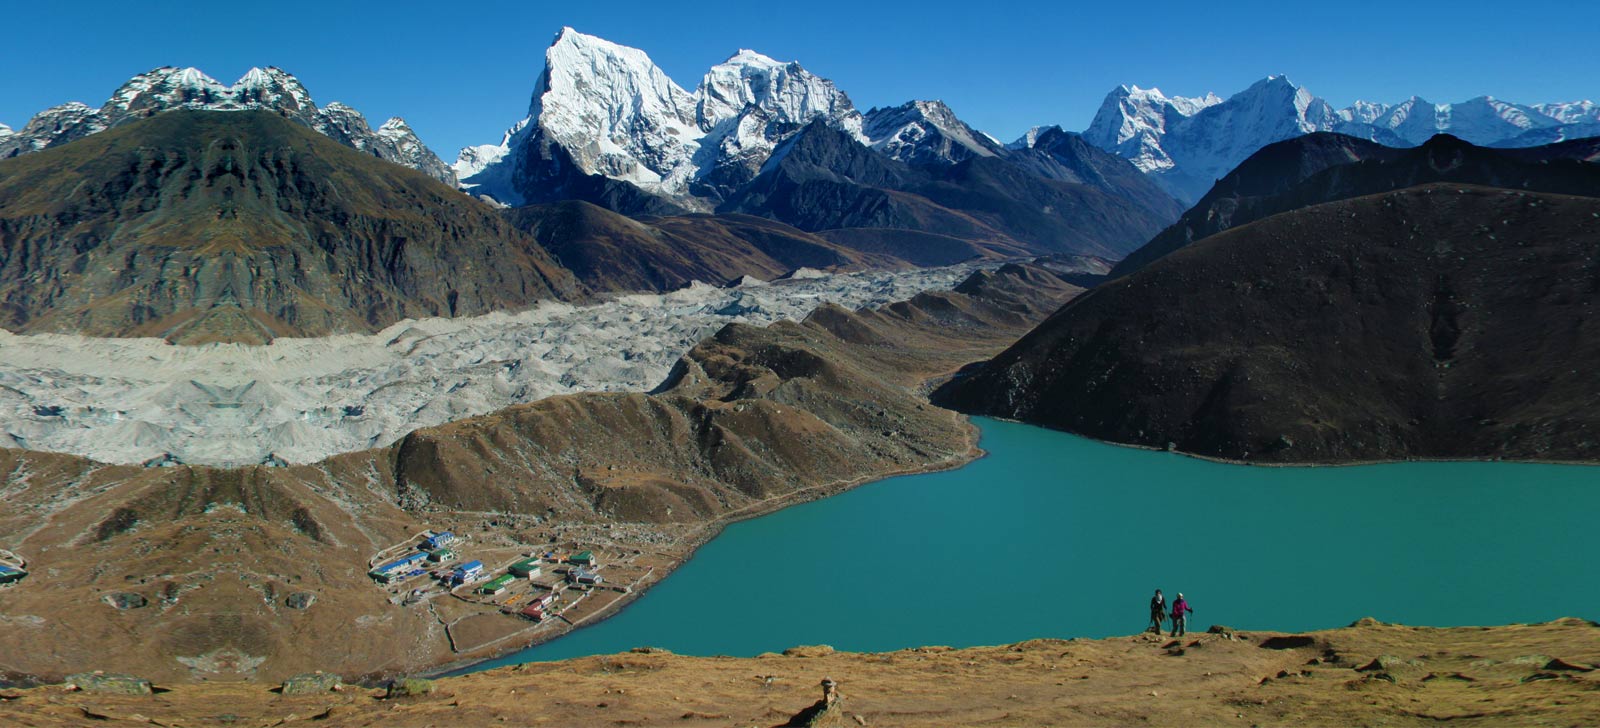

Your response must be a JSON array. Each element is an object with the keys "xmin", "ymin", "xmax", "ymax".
[
  {"xmin": 939, "ymin": 184, "xmax": 1600, "ymax": 462},
  {"xmin": 0, "ymin": 109, "xmax": 579, "ymax": 342},
  {"xmin": 1111, "ymin": 133, "xmax": 1600, "ymax": 277},
  {"xmin": 503, "ymin": 201, "xmax": 902, "ymax": 292}
]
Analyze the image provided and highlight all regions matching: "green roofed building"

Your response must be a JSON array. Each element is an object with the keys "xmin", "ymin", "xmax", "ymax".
[
  {"xmin": 568, "ymin": 550, "xmax": 598, "ymax": 567},
  {"xmin": 508, "ymin": 558, "xmax": 542, "ymax": 577},
  {"xmin": 478, "ymin": 573, "xmax": 517, "ymax": 595}
]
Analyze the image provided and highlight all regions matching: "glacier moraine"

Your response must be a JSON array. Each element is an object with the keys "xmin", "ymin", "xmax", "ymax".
[{"xmin": 0, "ymin": 265, "xmax": 988, "ymax": 467}]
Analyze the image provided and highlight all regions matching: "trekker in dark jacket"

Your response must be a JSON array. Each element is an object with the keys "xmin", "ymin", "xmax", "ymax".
[
  {"xmin": 1170, "ymin": 593, "xmax": 1194, "ymax": 637},
  {"xmin": 1148, "ymin": 589, "xmax": 1166, "ymax": 633}
]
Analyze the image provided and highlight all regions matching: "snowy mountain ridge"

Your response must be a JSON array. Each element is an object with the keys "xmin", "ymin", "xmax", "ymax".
[
  {"xmin": 0, "ymin": 66, "xmax": 456, "ymax": 184},
  {"xmin": 1079, "ymin": 75, "xmax": 1600, "ymax": 202},
  {"xmin": 455, "ymin": 28, "xmax": 876, "ymax": 206},
  {"xmin": 863, "ymin": 99, "xmax": 1004, "ymax": 166}
]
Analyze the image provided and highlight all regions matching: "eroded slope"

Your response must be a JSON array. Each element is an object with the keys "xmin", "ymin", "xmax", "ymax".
[{"xmin": 0, "ymin": 265, "xmax": 1080, "ymax": 683}]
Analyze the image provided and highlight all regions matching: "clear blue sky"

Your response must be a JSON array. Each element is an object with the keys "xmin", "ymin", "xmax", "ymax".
[{"xmin": 2, "ymin": 0, "xmax": 1594, "ymax": 158}]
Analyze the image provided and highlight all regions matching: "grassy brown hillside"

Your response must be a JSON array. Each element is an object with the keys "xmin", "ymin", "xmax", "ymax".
[
  {"xmin": 3, "ymin": 619, "xmax": 1596, "ymax": 726},
  {"xmin": 0, "ymin": 110, "xmax": 579, "ymax": 342},
  {"xmin": 940, "ymin": 185, "xmax": 1600, "ymax": 462},
  {"xmin": 0, "ymin": 265, "xmax": 1081, "ymax": 683}
]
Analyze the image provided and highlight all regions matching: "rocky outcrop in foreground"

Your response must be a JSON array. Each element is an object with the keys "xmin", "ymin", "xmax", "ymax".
[{"xmin": 3, "ymin": 619, "xmax": 1595, "ymax": 727}]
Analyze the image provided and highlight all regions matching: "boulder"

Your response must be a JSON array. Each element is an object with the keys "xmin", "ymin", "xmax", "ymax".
[
  {"xmin": 284, "ymin": 592, "xmax": 316, "ymax": 610},
  {"xmin": 65, "ymin": 672, "xmax": 152, "ymax": 695},
  {"xmin": 1542, "ymin": 657, "xmax": 1594, "ymax": 672},
  {"xmin": 280, "ymin": 672, "xmax": 341, "ymax": 695},
  {"xmin": 103, "ymin": 593, "xmax": 148, "ymax": 610},
  {"xmin": 386, "ymin": 678, "xmax": 434, "ymax": 698},
  {"xmin": 1258, "ymin": 635, "xmax": 1315, "ymax": 650},
  {"xmin": 783, "ymin": 645, "xmax": 836, "ymax": 658}
]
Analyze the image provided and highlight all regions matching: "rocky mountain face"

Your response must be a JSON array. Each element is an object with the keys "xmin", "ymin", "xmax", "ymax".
[
  {"xmin": 1112, "ymin": 133, "xmax": 1600, "ymax": 276},
  {"xmin": 0, "ymin": 109, "xmax": 578, "ymax": 342},
  {"xmin": 1, "ymin": 66, "xmax": 457, "ymax": 185},
  {"xmin": 457, "ymin": 28, "xmax": 1180, "ymax": 259},
  {"xmin": 938, "ymin": 136, "xmax": 1600, "ymax": 463},
  {"xmin": 1082, "ymin": 76, "xmax": 1600, "ymax": 203}
]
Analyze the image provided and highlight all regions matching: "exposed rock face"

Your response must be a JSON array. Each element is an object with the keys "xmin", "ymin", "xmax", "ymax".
[
  {"xmin": 0, "ymin": 66, "xmax": 455, "ymax": 185},
  {"xmin": 0, "ymin": 109, "xmax": 578, "ymax": 341},
  {"xmin": 314, "ymin": 104, "xmax": 457, "ymax": 184},
  {"xmin": 939, "ymin": 184, "xmax": 1600, "ymax": 462}
]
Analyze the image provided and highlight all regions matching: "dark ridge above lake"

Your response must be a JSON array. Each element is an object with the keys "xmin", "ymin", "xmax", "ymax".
[
  {"xmin": 938, "ymin": 183, "xmax": 1600, "ymax": 463},
  {"xmin": 1110, "ymin": 132, "xmax": 1600, "ymax": 277}
]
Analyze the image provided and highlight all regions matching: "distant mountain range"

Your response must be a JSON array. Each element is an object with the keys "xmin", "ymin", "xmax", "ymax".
[
  {"xmin": 3, "ymin": 29, "xmax": 1598, "ymax": 345},
  {"xmin": 1080, "ymin": 76, "xmax": 1600, "ymax": 203},
  {"xmin": 0, "ymin": 66, "xmax": 458, "ymax": 184},
  {"xmin": 450, "ymin": 28, "xmax": 1181, "ymax": 260}
]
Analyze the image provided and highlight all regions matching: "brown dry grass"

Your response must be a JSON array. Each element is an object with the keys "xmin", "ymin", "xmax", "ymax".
[{"xmin": 2, "ymin": 619, "xmax": 1595, "ymax": 727}]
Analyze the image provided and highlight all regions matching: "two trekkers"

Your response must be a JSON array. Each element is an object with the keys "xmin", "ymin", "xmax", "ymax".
[{"xmin": 1147, "ymin": 588, "xmax": 1195, "ymax": 637}]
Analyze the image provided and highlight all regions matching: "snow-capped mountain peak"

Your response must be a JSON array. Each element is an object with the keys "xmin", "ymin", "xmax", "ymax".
[
  {"xmin": 1081, "ymin": 74, "xmax": 1599, "ymax": 204},
  {"xmin": 531, "ymin": 26, "xmax": 702, "ymax": 191},
  {"xmin": 696, "ymin": 48, "xmax": 861, "ymax": 134},
  {"xmin": 457, "ymin": 28, "xmax": 872, "ymax": 206},
  {"xmin": 1, "ymin": 66, "xmax": 454, "ymax": 182},
  {"xmin": 863, "ymin": 99, "xmax": 1001, "ymax": 165}
]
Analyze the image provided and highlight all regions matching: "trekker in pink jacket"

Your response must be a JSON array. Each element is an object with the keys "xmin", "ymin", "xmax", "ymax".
[{"xmin": 1170, "ymin": 593, "xmax": 1194, "ymax": 637}]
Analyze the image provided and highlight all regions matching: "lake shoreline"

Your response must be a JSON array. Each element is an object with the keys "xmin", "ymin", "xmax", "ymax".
[
  {"xmin": 421, "ymin": 415, "xmax": 991, "ymax": 679},
  {"xmin": 972, "ymin": 414, "xmax": 1600, "ymax": 468}
]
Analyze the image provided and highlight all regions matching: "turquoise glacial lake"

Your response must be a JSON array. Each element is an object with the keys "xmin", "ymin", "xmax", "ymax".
[{"xmin": 459, "ymin": 417, "xmax": 1598, "ymax": 673}]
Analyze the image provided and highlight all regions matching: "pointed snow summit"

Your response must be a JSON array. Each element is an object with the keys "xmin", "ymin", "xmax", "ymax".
[
  {"xmin": 1, "ymin": 67, "xmax": 455, "ymax": 184},
  {"xmin": 863, "ymin": 100, "xmax": 1004, "ymax": 166}
]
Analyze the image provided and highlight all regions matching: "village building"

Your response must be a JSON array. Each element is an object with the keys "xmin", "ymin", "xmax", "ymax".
[
  {"xmin": 509, "ymin": 557, "xmax": 542, "ymax": 578},
  {"xmin": 451, "ymin": 560, "xmax": 485, "ymax": 585},
  {"xmin": 478, "ymin": 573, "xmax": 517, "ymax": 595}
]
